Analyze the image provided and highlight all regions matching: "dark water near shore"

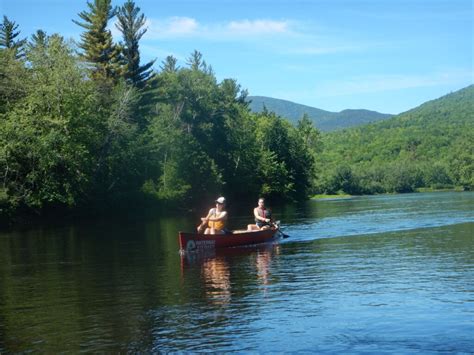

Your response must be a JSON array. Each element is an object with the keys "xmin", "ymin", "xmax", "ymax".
[{"xmin": 0, "ymin": 192, "xmax": 473, "ymax": 352}]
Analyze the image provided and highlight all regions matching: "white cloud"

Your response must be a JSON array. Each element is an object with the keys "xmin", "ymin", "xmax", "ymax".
[
  {"xmin": 226, "ymin": 19, "xmax": 290, "ymax": 35},
  {"xmin": 141, "ymin": 16, "xmax": 292, "ymax": 40},
  {"xmin": 168, "ymin": 17, "xmax": 199, "ymax": 35},
  {"xmin": 138, "ymin": 16, "xmax": 376, "ymax": 57},
  {"xmin": 116, "ymin": 16, "xmax": 386, "ymax": 57},
  {"xmin": 147, "ymin": 17, "xmax": 198, "ymax": 37}
]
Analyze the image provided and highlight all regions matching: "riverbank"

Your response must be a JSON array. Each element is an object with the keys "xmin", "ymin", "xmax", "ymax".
[
  {"xmin": 415, "ymin": 186, "xmax": 465, "ymax": 193},
  {"xmin": 312, "ymin": 186, "xmax": 468, "ymax": 200},
  {"xmin": 311, "ymin": 193, "xmax": 352, "ymax": 199},
  {"xmin": 3, "ymin": 188, "xmax": 469, "ymax": 230}
]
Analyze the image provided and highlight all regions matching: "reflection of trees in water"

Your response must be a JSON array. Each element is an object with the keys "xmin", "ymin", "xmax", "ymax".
[{"xmin": 202, "ymin": 257, "xmax": 231, "ymax": 305}]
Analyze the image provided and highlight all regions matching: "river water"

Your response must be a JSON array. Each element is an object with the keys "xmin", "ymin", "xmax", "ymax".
[{"xmin": 0, "ymin": 192, "xmax": 473, "ymax": 352}]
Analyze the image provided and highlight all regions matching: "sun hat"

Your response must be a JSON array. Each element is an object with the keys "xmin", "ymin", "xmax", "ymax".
[{"xmin": 215, "ymin": 196, "xmax": 226, "ymax": 204}]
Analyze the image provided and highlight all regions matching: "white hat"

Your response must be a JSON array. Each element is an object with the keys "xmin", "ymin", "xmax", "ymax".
[{"xmin": 215, "ymin": 196, "xmax": 226, "ymax": 204}]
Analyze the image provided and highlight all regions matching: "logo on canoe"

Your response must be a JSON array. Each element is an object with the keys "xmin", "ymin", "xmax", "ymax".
[
  {"xmin": 186, "ymin": 240, "xmax": 197, "ymax": 252},
  {"xmin": 186, "ymin": 239, "xmax": 216, "ymax": 252}
]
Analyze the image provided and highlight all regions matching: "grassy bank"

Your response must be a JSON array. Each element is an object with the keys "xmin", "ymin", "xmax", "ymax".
[
  {"xmin": 312, "ymin": 193, "xmax": 352, "ymax": 199},
  {"xmin": 415, "ymin": 186, "xmax": 465, "ymax": 193}
]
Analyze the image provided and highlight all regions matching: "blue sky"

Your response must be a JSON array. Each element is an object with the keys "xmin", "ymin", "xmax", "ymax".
[{"xmin": 2, "ymin": 0, "xmax": 472, "ymax": 114}]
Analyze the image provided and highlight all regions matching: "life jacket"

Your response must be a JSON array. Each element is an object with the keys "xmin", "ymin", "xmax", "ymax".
[
  {"xmin": 255, "ymin": 207, "xmax": 269, "ymax": 224},
  {"xmin": 208, "ymin": 208, "xmax": 226, "ymax": 230}
]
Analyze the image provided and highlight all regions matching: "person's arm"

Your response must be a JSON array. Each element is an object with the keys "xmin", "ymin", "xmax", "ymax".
[
  {"xmin": 208, "ymin": 210, "xmax": 227, "ymax": 221},
  {"xmin": 201, "ymin": 208, "xmax": 214, "ymax": 222},
  {"xmin": 198, "ymin": 209, "xmax": 213, "ymax": 233}
]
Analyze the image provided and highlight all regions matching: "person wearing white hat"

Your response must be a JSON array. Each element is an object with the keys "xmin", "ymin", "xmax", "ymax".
[{"xmin": 197, "ymin": 197, "xmax": 228, "ymax": 234}]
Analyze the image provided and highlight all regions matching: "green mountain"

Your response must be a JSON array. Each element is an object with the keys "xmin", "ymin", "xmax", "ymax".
[
  {"xmin": 315, "ymin": 85, "xmax": 474, "ymax": 194},
  {"xmin": 247, "ymin": 95, "xmax": 393, "ymax": 131}
]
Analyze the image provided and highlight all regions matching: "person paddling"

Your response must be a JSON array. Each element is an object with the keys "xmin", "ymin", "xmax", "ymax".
[
  {"xmin": 248, "ymin": 198, "xmax": 272, "ymax": 231},
  {"xmin": 197, "ymin": 197, "xmax": 228, "ymax": 235}
]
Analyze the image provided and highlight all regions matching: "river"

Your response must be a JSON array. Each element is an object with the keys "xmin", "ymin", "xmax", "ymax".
[{"xmin": 0, "ymin": 191, "xmax": 473, "ymax": 352}]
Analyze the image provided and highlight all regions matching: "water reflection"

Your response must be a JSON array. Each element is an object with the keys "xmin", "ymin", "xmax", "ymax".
[
  {"xmin": 181, "ymin": 243, "xmax": 281, "ymax": 306},
  {"xmin": 0, "ymin": 192, "xmax": 473, "ymax": 352},
  {"xmin": 202, "ymin": 258, "xmax": 231, "ymax": 305},
  {"xmin": 256, "ymin": 250, "xmax": 271, "ymax": 287}
]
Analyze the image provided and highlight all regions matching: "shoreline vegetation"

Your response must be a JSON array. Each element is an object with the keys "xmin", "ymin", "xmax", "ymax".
[
  {"xmin": 312, "ymin": 193, "xmax": 352, "ymax": 199},
  {"xmin": 415, "ymin": 187, "xmax": 465, "ymax": 193},
  {"xmin": 312, "ymin": 187, "xmax": 468, "ymax": 200},
  {"xmin": 1, "ymin": 1, "xmax": 472, "ymax": 227}
]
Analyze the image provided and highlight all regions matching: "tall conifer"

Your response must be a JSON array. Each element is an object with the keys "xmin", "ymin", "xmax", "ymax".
[
  {"xmin": 73, "ymin": 0, "xmax": 122, "ymax": 81},
  {"xmin": 30, "ymin": 30, "xmax": 48, "ymax": 49},
  {"xmin": 116, "ymin": 0, "xmax": 155, "ymax": 88},
  {"xmin": 160, "ymin": 55, "xmax": 178, "ymax": 73},
  {"xmin": 0, "ymin": 16, "xmax": 26, "ymax": 58}
]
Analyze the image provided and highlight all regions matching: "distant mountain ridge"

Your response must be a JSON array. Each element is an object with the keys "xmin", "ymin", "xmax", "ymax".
[
  {"xmin": 247, "ymin": 96, "xmax": 393, "ymax": 131},
  {"xmin": 315, "ymin": 85, "xmax": 474, "ymax": 193}
]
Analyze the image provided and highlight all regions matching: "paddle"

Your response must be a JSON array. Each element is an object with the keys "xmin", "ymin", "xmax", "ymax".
[
  {"xmin": 197, "ymin": 219, "xmax": 207, "ymax": 234},
  {"xmin": 272, "ymin": 220, "xmax": 290, "ymax": 239}
]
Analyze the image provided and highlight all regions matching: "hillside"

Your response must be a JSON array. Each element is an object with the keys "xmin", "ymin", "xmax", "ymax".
[
  {"xmin": 314, "ymin": 85, "xmax": 473, "ymax": 194},
  {"xmin": 247, "ymin": 96, "xmax": 393, "ymax": 131}
]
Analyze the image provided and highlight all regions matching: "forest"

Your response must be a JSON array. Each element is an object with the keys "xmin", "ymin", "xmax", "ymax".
[
  {"xmin": 0, "ymin": 0, "xmax": 472, "ymax": 223},
  {"xmin": 0, "ymin": 0, "xmax": 316, "ymax": 221},
  {"xmin": 314, "ymin": 86, "xmax": 473, "ymax": 195}
]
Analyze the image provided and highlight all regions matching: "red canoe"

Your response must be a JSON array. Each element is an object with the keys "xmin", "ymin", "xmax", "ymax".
[{"xmin": 179, "ymin": 228, "xmax": 281, "ymax": 253}]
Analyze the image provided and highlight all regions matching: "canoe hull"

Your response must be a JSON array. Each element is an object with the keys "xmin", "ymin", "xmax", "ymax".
[{"xmin": 179, "ymin": 228, "xmax": 279, "ymax": 252}]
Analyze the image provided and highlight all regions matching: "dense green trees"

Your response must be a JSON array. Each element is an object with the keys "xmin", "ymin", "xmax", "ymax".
[
  {"xmin": 1, "ymin": 0, "xmax": 471, "ymax": 222},
  {"xmin": 1, "ymin": 36, "xmax": 99, "ymax": 211},
  {"xmin": 314, "ymin": 86, "xmax": 474, "ymax": 195},
  {"xmin": 0, "ymin": 1, "xmax": 317, "ymax": 220},
  {"xmin": 145, "ymin": 54, "xmax": 316, "ymax": 205}
]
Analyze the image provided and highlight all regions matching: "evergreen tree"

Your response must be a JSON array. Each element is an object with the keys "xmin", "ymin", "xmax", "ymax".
[
  {"xmin": 160, "ymin": 55, "xmax": 178, "ymax": 73},
  {"xmin": 0, "ymin": 16, "xmax": 26, "ymax": 58},
  {"xmin": 186, "ymin": 50, "xmax": 212, "ymax": 74},
  {"xmin": 73, "ymin": 0, "xmax": 122, "ymax": 82},
  {"xmin": 297, "ymin": 113, "xmax": 320, "ymax": 151},
  {"xmin": 29, "ymin": 29, "xmax": 48, "ymax": 49},
  {"xmin": 116, "ymin": 0, "xmax": 155, "ymax": 88}
]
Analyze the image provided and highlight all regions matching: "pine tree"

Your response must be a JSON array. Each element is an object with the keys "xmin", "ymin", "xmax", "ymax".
[
  {"xmin": 187, "ymin": 50, "xmax": 203, "ymax": 71},
  {"xmin": 160, "ymin": 55, "xmax": 178, "ymax": 73},
  {"xmin": 30, "ymin": 29, "xmax": 48, "ymax": 49},
  {"xmin": 0, "ymin": 16, "xmax": 26, "ymax": 58},
  {"xmin": 186, "ymin": 50, "xmax": 213, "ymax": 74},
  {"xmin": 116, "ymin": 0, "xmax": 155, "ymax": 88},
  {"xmin": 73, "ymin": 0, "xmax": 122, "ymax": 81}
]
